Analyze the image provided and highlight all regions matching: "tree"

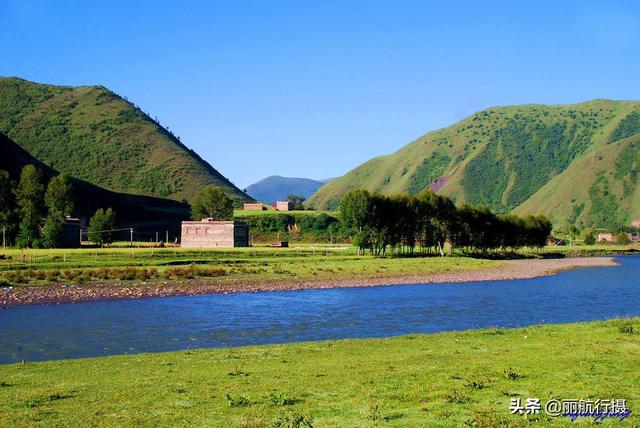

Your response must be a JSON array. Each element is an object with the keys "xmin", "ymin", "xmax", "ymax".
[
  {"xmin": 0, "ymin": 170, "xmax": 17, "ymax": 246},
  {"xmin": 45, "ymin": 174, "xmax": 73, "ymax": 217},
  {"xmin": 89, "ymin": 208, "xmax": 116, "ymax": 246},
  {"xmin": 340, "ymin": 190, "xmax": 373, "ymax": 255},
  {"xmin": 583, "ymin": 231, "xmax": 596, "ymax": 245},
  {"xmin": 42, "ymin": 174, "xmax": 74, "ymax": 248},
  {"xmin": 417, "ymin": 190, "xmax": 457, "ymax": 255},
  {"xmin": 287, "ymin": 194, "xmax": 306, "ymax": 210},
  {"xmin": 616, "ymin": 232, "xmax": 631, "ymax": 245},
  {"xmin": 15, "ymin": 165, "xmax": 45, "ymax": 248},
  {"xmin": 567, "ymin": 224, "xmax": 580, "ymax": 242},
  {"xmin": 191, "ymin": 186, "xmax": 234, "ymax": 220}
]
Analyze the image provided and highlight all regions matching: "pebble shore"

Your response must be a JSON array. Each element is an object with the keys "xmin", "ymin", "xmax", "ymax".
[{"xmin": 0, "ymin": 257, "xmax": 617, "ymax": 308}]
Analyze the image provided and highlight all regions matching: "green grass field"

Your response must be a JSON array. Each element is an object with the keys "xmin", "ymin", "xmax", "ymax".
[
  {"xmin": 0, "ymin": 246, "xmax": 498, "ymax": 287},
  {"xmin": 0, "ymin": 318, "xmax": 637, "ymax": 427},
  {"xmin": 0, "ymin": 244, "xmax": 637, "ymax": 288}
]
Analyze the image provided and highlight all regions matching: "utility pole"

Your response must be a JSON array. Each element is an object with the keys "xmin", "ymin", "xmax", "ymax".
[
  {"xmin": 156, "ymin": 231, "xmax": 158, "ymax": 244},
  {"xmin": 130, "ymin": 228, "xmax": 133, "ymax": 247},
  {"xmin": 166, "ymin": 230, "xmax": 168, "ymax": 244}
]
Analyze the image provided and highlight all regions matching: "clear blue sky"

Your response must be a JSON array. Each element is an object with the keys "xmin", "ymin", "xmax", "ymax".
[{"xmin": 2, "ymin": 1, "xmax": 640, "ymax": 188}]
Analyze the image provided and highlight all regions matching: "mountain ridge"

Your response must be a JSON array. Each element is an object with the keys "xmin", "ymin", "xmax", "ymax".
[
  {"xmin": 0, "ymin": 132, "xmax": 190, "ymax": 233},
  {"xmin": 0, "ymin": 76, "xmax": 250, "ymax": 203},
  {"xmin": 308, "ymin": 99, "xmax": 640, "ymax": 229},
  {"xmin": 246, "ymin": 175, "xmax": 329, "ymax": 204}
]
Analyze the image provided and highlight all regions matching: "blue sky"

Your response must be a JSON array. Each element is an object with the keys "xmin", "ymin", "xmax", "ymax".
[{"xmin": 2, "ymin": 1, "xmax": 640, "ymax": 188}]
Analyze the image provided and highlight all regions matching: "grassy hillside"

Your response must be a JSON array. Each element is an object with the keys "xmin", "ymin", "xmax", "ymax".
[
  {"xmin": 308, "ymin": 100, "xmax": 640, "ymax": 229},
  {"xmin": 1, "ymin": 132, "xmax": 190, "ymax": 233},
  {"xmin": 0, "ymin": 77, "xmax": 249, "ymax": 202},
  {"xmin": 246, "ymin": 176, "xmax": 327, "ymax": 204}
]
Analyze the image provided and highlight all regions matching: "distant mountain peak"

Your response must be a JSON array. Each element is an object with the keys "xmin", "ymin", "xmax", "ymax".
[{"xmin": 246, "ymin": 176, "xmax": 330, "ymax": 204}]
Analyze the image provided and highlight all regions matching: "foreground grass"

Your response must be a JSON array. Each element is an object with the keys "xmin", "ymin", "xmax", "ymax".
[{"xmin": 0, "ymin": 319, "xmax": 638, "ymax": 427}]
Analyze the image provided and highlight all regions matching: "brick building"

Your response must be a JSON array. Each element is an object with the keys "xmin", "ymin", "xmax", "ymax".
[
  {"xmin": 275, "ymin": 200, "xmax": 292, "ymax": 211},
  {"xmin": 181, "ymin": 219, "xmax": 249, "ymax": 248},
  {"xmin": 597, "ymin": 232, "xmax": 615, "ymax": 242},
  {"xmin": 243, "ymin": 203, "xmax": 265, "ymax": 211}
]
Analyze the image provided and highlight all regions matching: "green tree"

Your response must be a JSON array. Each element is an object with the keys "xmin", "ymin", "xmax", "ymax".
[
  {"xmin": 89, "ymin": 208, "xmax": 116, "ymax": 246},
  {"xmin": 0, "ymin": 170, "xmax": 17, "ymax": 246},
  {"xmin": 191, "ymin": 186, "xmax": 234, "ymax": 220},
  {"xmin": 567, "ymin": 224, "xmax": 580, "ymax": 242},
  {"xmin": 42, "ymin": 174, "xmax": 74, "ymax": 248},
  {"xmin": 616, "ymin": 232, "xmax": 630, "ymax": 245},
  {"xmin": 15, "ymin": 165, "xmax": 45, "ymax": 248},
  {"xmin": 583, "ymin": 231, "xmax": 596, "ymax": 245},
  {"xmin": 340, "ymin": 189, "xmax": 373, "ymax": 255},
  {"xmin": 287, "ymin": 194, "xmax": 306, "ymax": 210}
]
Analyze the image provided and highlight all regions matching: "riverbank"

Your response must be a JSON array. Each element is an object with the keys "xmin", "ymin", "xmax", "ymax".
[
  {"xmin": 0, "ymin": 256, "xmax": 617, "ymax": 308},
  {"xmin": 0, "ymin": 317, "xmax": 637, "ymax": 426}
]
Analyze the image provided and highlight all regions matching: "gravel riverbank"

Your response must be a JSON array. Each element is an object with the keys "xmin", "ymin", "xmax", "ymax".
[{"xmin": 0, "ymin": 257, "xmax": 617, "ymax": 308}]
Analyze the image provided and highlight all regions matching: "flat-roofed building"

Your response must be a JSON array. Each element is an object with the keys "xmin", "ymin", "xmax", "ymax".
[
  {"xmin": 61, "ymin": 216, "xmax": 82, "ymax": 248},
  {"xmin": 597, "ymin": 232, "xmax": 615, "ymax": 242},
  {"xmin": 243, "ymin": 203, "xmax": 265, "ymax": 211},
  {"xmin": 275, "ymin": 200, "xmax": 292, "ymax": 211},
  {"xmin": 181, "ymin": 219, "xmax": 249, "ymax": 248}
]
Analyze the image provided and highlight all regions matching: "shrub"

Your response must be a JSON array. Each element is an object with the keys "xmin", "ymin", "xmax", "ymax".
[
  {"xmin": 63, "ymin": 270, "xmax": 79, "ymax": 281},
  {"xmin": 583, "ymin": 231, "xmax": 596, "ymax": 245},
  {"xmin": 45, "ymin": 270, "xmax": 60, "ymax": 282},
  {"xmin": 618, "ymin": 324, "xmax": 634, "ymax": 334},
  {"xmin": 267, "ymin": 392, "xmax": 297, "ymax": 407},
  {"xmin": 444, "ymin": 390, "xmax": 469, "ymax": 404},
  {"xmin": 616, "ymin": 232, "xmax": 631, "ymax": 245},
  {"xmin": 267, "ymin": 412, "xmax": 314, "ymax": 428},
  {"xmin": 225, "ymin": 393, "xmax": 251, "ymax": 408},
  {"xmin": 502, "ymin": 368, "xmax": 523, "ymax": 380}
]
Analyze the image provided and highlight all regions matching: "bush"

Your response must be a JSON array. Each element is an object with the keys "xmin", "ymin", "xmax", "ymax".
[
  {"xmin": 267, "ymin": 412, "xmax": 313, "ymax": 428},
  {"xmin": 618, "ymin": 324, "xmax": 634, "ymax": 334},
  {"xmin": 616, "ymin": 232, "xmax": 631, "ymax": 245},
  {"xmin": 225, "ymin": 393, "xmax": 251, "ymax": 408},
  {"xmin": 583, "ymin": 231, "xmax": 596, "ymax": 245}
]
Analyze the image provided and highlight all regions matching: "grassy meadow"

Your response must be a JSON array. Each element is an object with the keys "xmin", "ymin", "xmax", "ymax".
[
  {"xmin": 0, "ymin": 243, "xmax": 637, "ymax": 288},
  {"xmin": 0, "ymin": 318, "xmax": 637, "ymax": 427},
  {"xmin": 0, "ymin": 246, "xmax": 499, "ymax": 287}
]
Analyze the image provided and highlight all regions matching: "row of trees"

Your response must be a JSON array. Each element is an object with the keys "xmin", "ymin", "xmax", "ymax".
[
  {"xmin": 0, "ymin": 166, "xmax": 74, "ymax": 248},
  {"xmin": 340, "ymin": 189, "xmax": 552, "ymax": 255},
  {"xmin": 0, "ymin": 165, "xmax": 118, "ymax": 248}
]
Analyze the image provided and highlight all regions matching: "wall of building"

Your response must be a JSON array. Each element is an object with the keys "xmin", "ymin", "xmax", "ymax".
[
  {"xmin": 60, "ymin": 222, "xmax": 81, "ymax": 248},
  {"xmin": 181, "ymin": 220, "xmax": 249, "ymax": 248},
  {"xmin": 276, "ymin": 201, "xmax": 292, "ymax": 211},
  {"xmin": 243, "ymin": 203, "xmax": 264, "ymax": 211}
]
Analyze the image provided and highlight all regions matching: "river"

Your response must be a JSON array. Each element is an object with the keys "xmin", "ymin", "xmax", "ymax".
[{"xmin": 0, "ymin": 256, "xmax": 638, "ymax": 363}]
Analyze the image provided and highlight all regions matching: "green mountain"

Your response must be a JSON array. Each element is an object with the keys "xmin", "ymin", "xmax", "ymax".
[
  {"xmin": 246, "ymin": 176, "xmax": 330, "ymax": 204},
  {"xmin": 308, "ymin": 100, "xmax": 640, "ymax": 230},
  {"xmin": 0, "ymin": 77, "xmax": 249, "ymax": 202},
  {"xmin": 1, "ymin": 132, "xmax": 190, "ymax": 234}
]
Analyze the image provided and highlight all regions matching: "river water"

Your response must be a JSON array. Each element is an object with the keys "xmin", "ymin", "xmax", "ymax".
[{"xmin": 0, "ymin": 256, "xmax": 638, "ymax": 363}]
